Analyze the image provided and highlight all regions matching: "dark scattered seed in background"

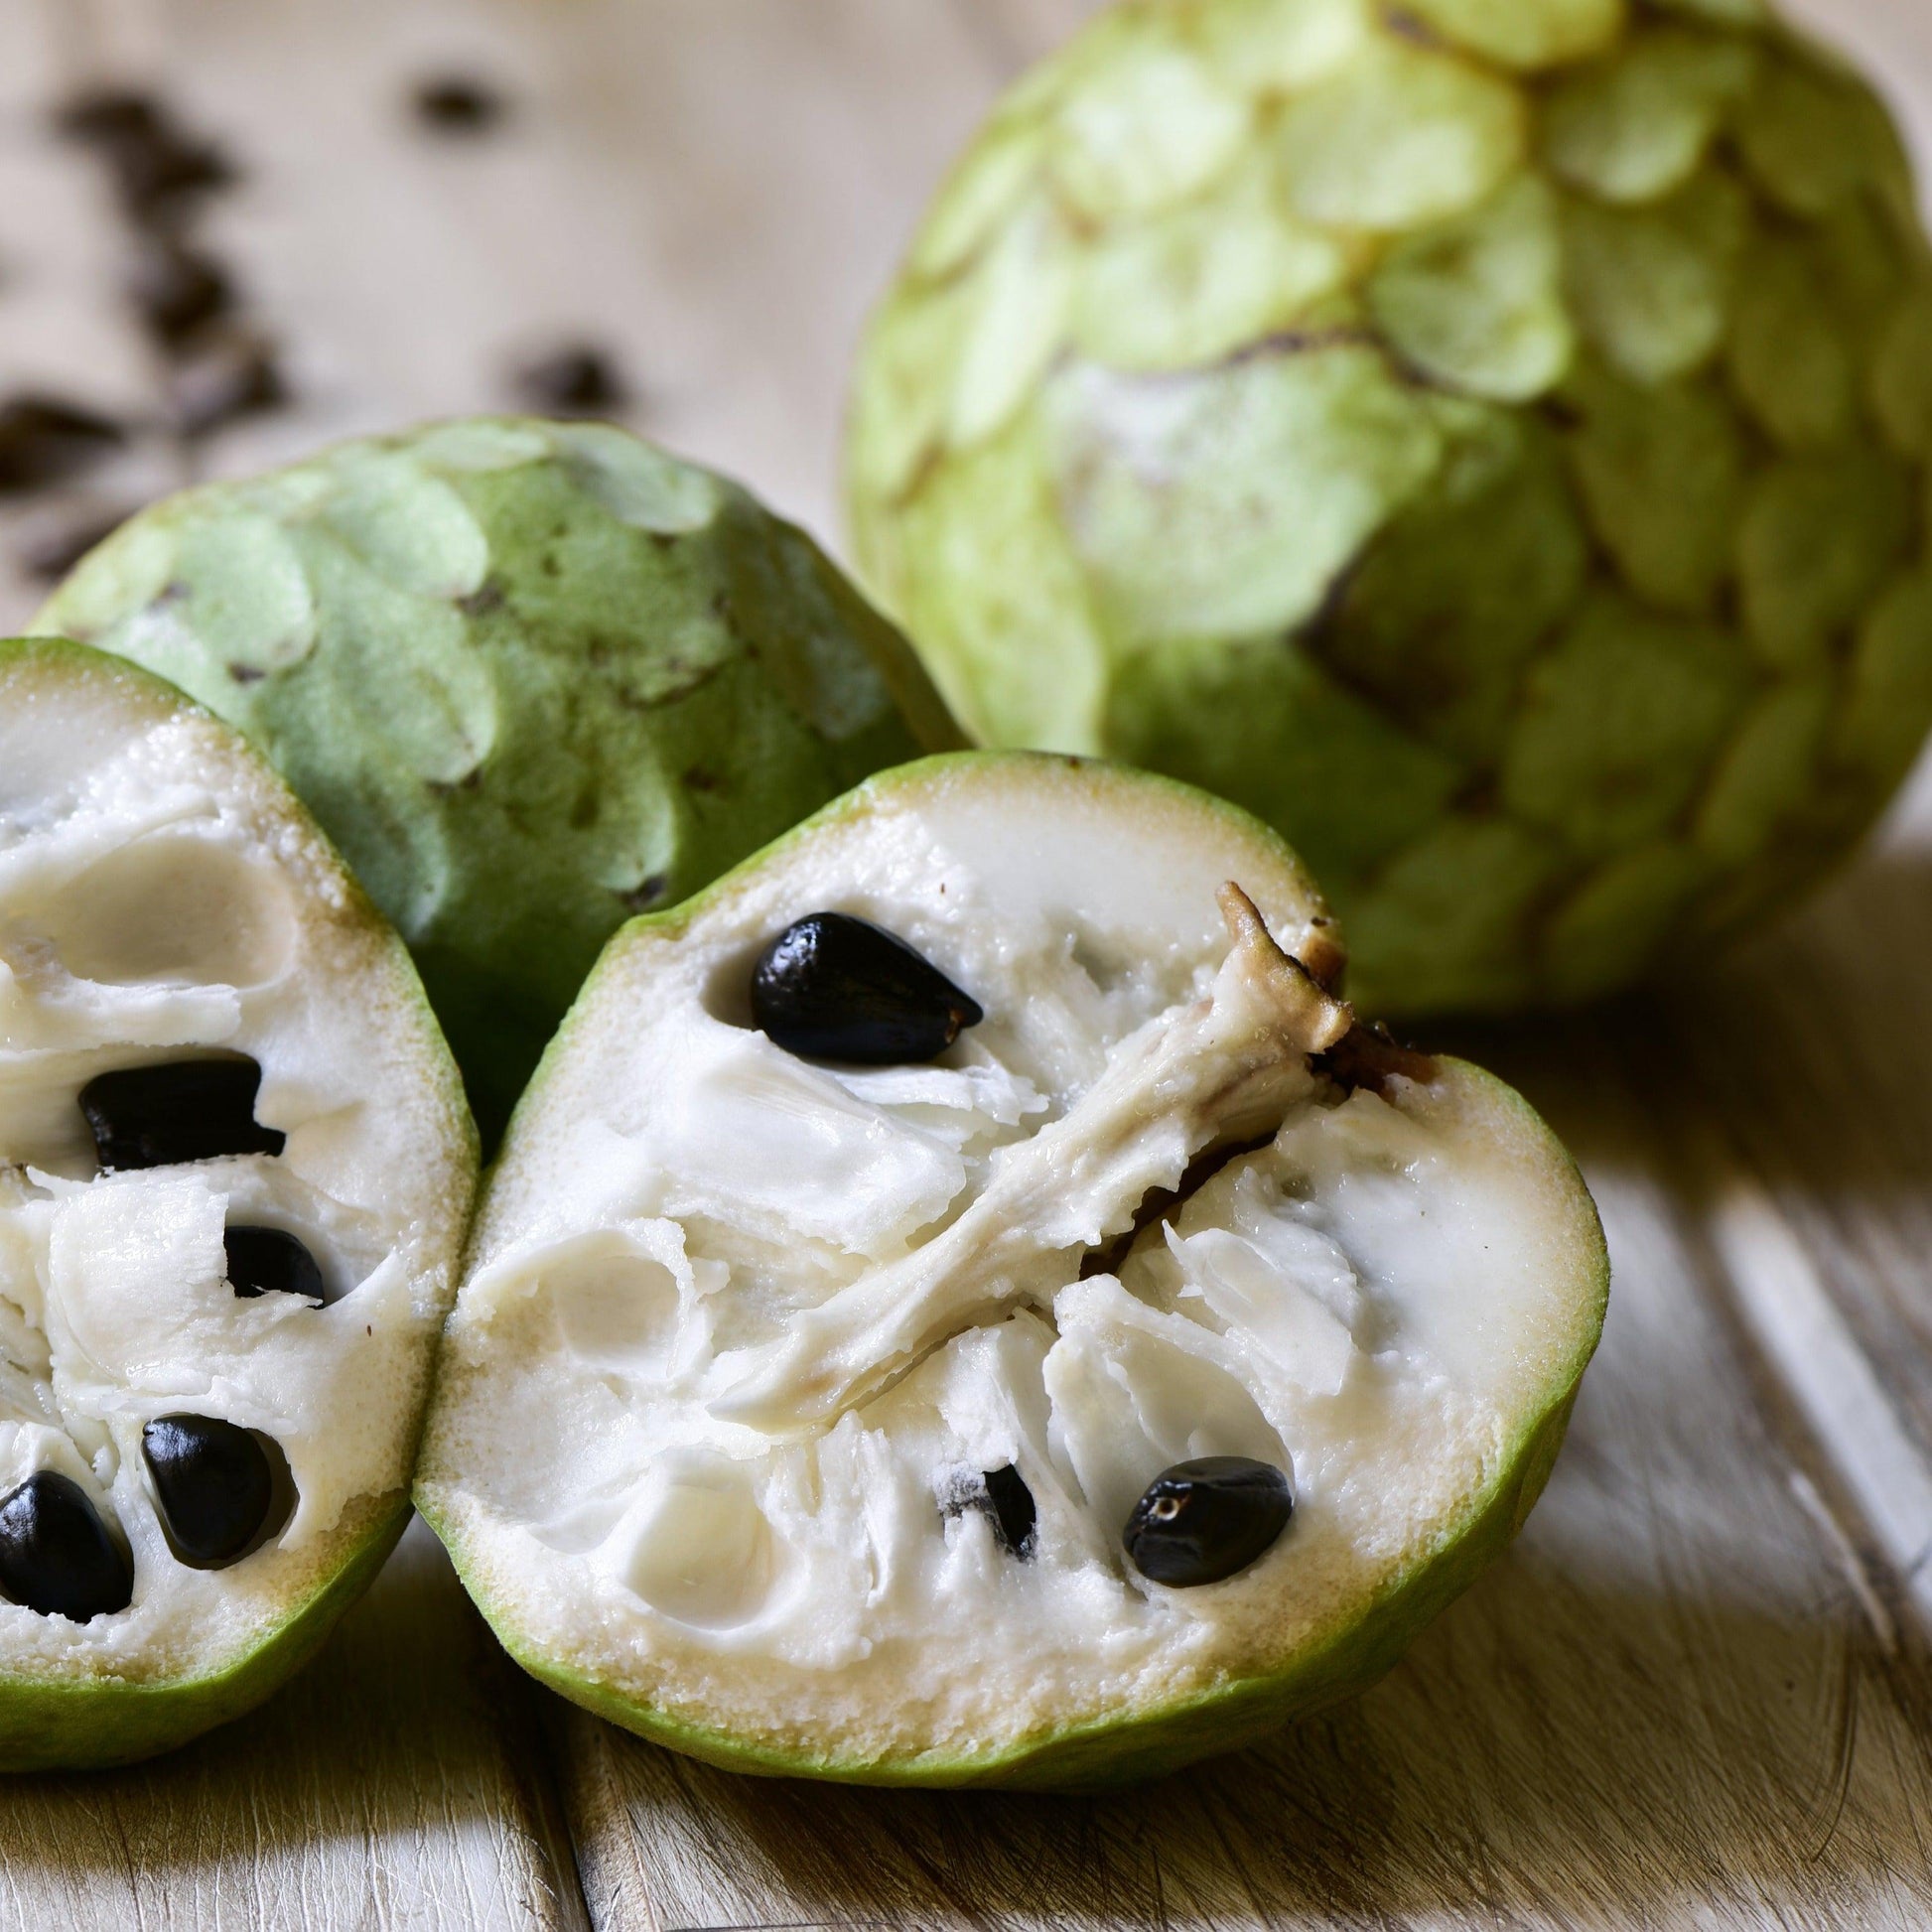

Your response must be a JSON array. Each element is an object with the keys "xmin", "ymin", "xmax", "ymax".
[
  {"xmin": 113, "ymin": 130, "xmax": 234, "ymax": 223},
  {"xmin": 14, "ymin": 506, "xmax": 130, "ymax": 583},
  {"xmin": 53, "ymin": 87, "xmax": 166, "ymax": 150},
  {"xmin": 511, "ymin": 344, "xmax": 628, "ymax": 417},
  {"xmin": 412, "ymin": 74, "xmax": 509, "ymax": 135},
  {"xmin": 0, "ymin": 396, "xmax": 125, "ymax": 494},
  {"xmin": 169, "ymin": 324, "xmax": 286, "ymax": 437},
  {"xmin": 127, "ymin": 238, "xmax": 232, "ymax": 345},
  {"xmin": 55, "ymin": 86, "xmax": 236, "ymax": 223}
]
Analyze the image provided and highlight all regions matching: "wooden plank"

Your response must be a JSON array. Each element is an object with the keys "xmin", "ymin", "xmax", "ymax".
[
  {"xmin": 127, "ymin": 0, "xmax": 1061, "ymax": 538},
  {"xmin": 0, "ymin": 0, "xmax": 1091, "ymax": 638},
  {"xmin": 3, "ymin": 0, "xmax": 1932, "ymax": 1926},
  {"xmin": 0, "ymin": 1521, "xmax": 591, "ymax": 1932},
  {"xmin": 546, "ymin": 1018, "xmax": 1932, "ymax": 1930}
]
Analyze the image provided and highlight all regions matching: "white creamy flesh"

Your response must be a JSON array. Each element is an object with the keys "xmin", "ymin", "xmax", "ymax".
[
  {"xmin": 423, "ymin": 759, "xmax": 1597, "ymax": 1767},
  {"xmin": 0, "ymin": 652, "xmax": 470, "ymax": 1682}
]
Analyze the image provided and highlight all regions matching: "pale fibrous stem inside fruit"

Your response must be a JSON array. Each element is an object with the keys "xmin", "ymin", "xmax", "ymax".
[{"xmin": 709, "ymin": 884, "xmax": 1351, "ymax": 1435}]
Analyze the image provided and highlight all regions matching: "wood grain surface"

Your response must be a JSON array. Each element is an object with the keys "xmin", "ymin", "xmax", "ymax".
[{"xmin": 4, "ymin": 1, "xmax": 1932, "ymax": 1926}]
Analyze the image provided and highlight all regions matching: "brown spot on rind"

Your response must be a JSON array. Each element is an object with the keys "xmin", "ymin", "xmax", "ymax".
[
  {"xmin": 619, "ymin": 875, "xmax": 669, "ymax": 913},
  {"xmin": 457, "ymin": 582, "xmax": 505, "ymax": 619}
]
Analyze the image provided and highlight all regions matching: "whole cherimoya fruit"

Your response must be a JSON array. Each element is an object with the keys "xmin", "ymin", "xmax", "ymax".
[
  {"xmin": 0, "ymin": 638, "xmax": 474, "ymax": 1768},
  {"xmin": 416, "ymin": 753, "xmax": 1607, "ymax": 1787},
  {"xmin": 37, "ymin": 419, "xmax": 958, "ymax": 1139},
  {"xmin": 847, "ymin": 0, "xmax": 1932, "ymax": 1017}
]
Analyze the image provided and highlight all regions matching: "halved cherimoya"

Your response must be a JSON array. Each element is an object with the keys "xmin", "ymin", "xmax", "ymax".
[
  {"xmin": 417, "ymin": 754, "xmax": 1605, "ymax": 1786},
  {"xmin": 0, "ymin": 639, "xmax": 475, "ymax": 1767}
]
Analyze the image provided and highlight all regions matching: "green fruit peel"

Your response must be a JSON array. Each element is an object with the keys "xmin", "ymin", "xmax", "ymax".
[
  {"xmin": 848, "ymin": 0, "xmax": 1932, "ymax": 1014},
  {"xmin": 37, "ymin": 418, "xmax": 957, "ymax": 1137},
  {"xmin": 0, "ymin": 639, "xmax": 475, "ymax": 1768},
  {"xmin": 418, "ymin": 754, "xmax": 1606, "ymax": 1787}
]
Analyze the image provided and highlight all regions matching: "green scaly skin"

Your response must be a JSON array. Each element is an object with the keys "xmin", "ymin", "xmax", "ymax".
[
  {"xmin": 847, "ymin": 0, "xmax": 1932, "ymax": 1018},
  {"xmin": 0, "ymin": 637, "xmax": 477, "ymax": 1770},
  {"xmin": 0, "ymin": 1497, "xmax": 408, "ymax": 1772},
  {"xmin": 418, "ymin": 752, "xmax": 1609, "ymax": 1789},
  {"xmin": 35, "ymin": 418, "xmax": 960, "ymax": 1143}
]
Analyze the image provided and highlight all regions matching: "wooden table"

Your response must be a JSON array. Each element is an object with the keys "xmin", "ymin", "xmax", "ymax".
[{"xmin": 5, "ymin": 1, "xmax": 1932, "ymax": 1925}]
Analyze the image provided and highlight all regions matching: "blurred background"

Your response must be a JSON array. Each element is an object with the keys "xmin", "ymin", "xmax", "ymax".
[
  {"xmin": 0, "ymin": 0, "xmax": 1095, "ymax": 629},
  {"xmin": 1, "ymin": 0, "xmax": 1924, "ymax": 641}
]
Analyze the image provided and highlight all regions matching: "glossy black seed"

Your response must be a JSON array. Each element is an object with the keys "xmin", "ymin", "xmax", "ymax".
[
  {"xmin": 224, "ymin": 1226, "xmax": 326, "ymax": 1305},
  {"xmin": 79, "ymin": 1058, "xmax": 285, "ymax": 1172},
  {"xmin": 142, "ymin": 1415, "xmax": 281, "ymax": 1568},
  {"xmin": 752, "ymin": 913, "xmax": 983, "ymax": 1065},
  {"xmin": 977, "ymin": 1464, "xmax": 1036, "ymax": 1559},
  {"xmin": 1123, "ymin": 1456, "xmax": 1293, "ymax": 1588},
  {"xmin": 0, "ymin": 1471, "xmax": 133, "ymax": 1622}
]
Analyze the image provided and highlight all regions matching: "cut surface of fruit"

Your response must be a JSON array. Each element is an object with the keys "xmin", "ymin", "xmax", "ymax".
[
  {"xmin": 0, "ymin": 638, "xmax": 475, "ymax": 1768},
  {"xmin": 418, "ymin": 755, "xmax": 1606, "ymax": 1787}
]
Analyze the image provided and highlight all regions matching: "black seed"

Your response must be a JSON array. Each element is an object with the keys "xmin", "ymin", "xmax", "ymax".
[
  {"xmin": 752, "ymin": 913, "xmax": 983, "ymax": 1065},
  {"xmin": 79, "ymin": 1058, "xmax": 285, "ymax": 1172},
  {"xmin": 127, "ymin": 238, "xmax": 232, "ymax": 346},
  {"xmin": 510, "ymin": 344, "xmax": 628, "ymax": 417},
  {"xmin": 411, "ymin": 74, "xmax": 509, "ymax": 134},
  {"xmin": 977, "ymin": 1464, "xmax": 1036, "ymax": 1559},
  {"xmin": 0, "ymin": 395, "xmax": 125, "ymax": 494},
  {"xmin": 142, "ymin": 1415, "xmax": 283, "ymax": 1568},
  {"xmin": 0, "ymin": 1471, "xmax": 133, "ymax": 1622},
  {"xmin": 224, "ymin": 1226, "xmax": 326, "ymax": 1305},
  {"xmin": 1123, "ymin": 1456, "xmax": 1293, "ymax": 1588}
]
